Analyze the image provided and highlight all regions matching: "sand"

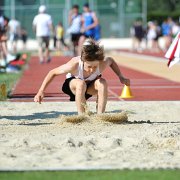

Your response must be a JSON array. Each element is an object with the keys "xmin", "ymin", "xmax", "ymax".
[{"xmin": 0, "ymin": 101, "xmax": 180, "ymax": 170}]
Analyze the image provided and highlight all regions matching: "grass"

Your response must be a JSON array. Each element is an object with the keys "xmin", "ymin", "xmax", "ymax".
[
  {"xmin": 0, "ymin": 169, "xmax": 180, "ymax": 180},
  {"xmin": 0, "ymin": 72, "xmax": 22, "ymax": 99},
  {"xmin": 0, "ymin": 52, "xmax": 30, "ymax": 100}
]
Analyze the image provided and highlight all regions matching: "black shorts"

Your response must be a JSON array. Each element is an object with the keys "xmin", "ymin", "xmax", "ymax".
[
  {"xmin": 84, "ymin": 34, "xmax": 94, "ymax": 39},
  {"xmin": 62, "ymin": 77, "xmax": 92, "ymax": 101},
  {"xmin": 71, "ymin": 33, "xmax": 81, "ymax": 43}
]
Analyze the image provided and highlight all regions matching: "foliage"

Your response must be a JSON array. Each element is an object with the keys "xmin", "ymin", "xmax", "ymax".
[
  {"xmin": 147, "ymin": 0, "xmax": 180, "ymax": 23},
  {"xmin": 147, "ymin": 0, "xmax": 180, "ymax": 11}
]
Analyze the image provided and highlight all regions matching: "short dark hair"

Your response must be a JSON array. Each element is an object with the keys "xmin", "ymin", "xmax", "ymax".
[
  {"xmin": 72, "ymin": 4, "xmax": 79, "ymax": 9},
  {"xmin": 81, "ymin": 38, "xmax": 104, "ymax": 62},
  {"xmin": 83, "ymin": 3, "xmax": 89, "ymax": 8}
]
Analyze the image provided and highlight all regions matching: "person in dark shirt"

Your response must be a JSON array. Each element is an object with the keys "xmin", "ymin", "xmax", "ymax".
[{"xmin": 131, "ymin": 20, "xmax": 144, "ymax": 52}]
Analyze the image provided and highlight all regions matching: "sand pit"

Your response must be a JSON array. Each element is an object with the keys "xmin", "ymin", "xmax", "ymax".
[
  {"xmin": 62, "ymin": 112, "xmax": 128, "ymax": 124},
  {"xmin": 62, "ymin": 114, "xmax": 88, "ymax": 123},
  {"xmin": 0, "ymin": 101, "xmax": 180, "ymax": 170},
  {"xmin": 95, "ymin": 112, "xmax": 128, "ymax": 123}
]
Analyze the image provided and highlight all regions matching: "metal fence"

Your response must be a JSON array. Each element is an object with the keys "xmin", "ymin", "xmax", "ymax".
[{"xmin": 0, "ymin": 0, "xmax": 147, "ymax": 38}]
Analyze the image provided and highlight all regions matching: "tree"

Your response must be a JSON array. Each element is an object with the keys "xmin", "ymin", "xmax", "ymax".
[
  {"xmin": 147, "ymin": 0, "xmax": 180, "ymax": 22},
  {"xmin": 147, "ymin": 0, "xmax": 180, "ymax": 12}
]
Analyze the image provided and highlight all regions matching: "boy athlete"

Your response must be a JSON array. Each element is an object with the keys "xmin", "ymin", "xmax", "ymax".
[{"xmin": 34, "ymin": 39, "xmax": 130, "ymax": 114}]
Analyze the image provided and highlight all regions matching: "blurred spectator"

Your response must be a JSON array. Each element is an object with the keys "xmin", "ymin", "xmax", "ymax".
[
  {"xmin": 131, "ymin": 20, "xmax": 144, "ymax": 52},
  {"xmin": 161, "ymin": 18, "xmax": 172, "ymax": 51},
  {"xmin": 147, "ymin": 21, "xmax": 156, "ymax": 49},
  {"xmin": 8, "ymin": 18, "xmax": 21, "ymax": 53},
  {"xmin": 154, "ymin": 21, "xmax": 163, "ymax": 51},
  {"xmin": 78, "ymin": 3, "xmax": 100, "ymax": 55},
  {"xmin": 32, "ymin": 5, "xmax": 54, "ymax": 64},
  {"xmin": 81, "ymin": 3, "xmax": 99, "ymax": 38},
  {"xmin": 172, "ymin": 20, "xmax": 180, "ymax": 38},
  {"xmin": 55, "ymin": 21, "xmax": 69, "ymax": 51},
  {"xmin": 167, "ymin": 17, "xmax": 174, "ymax": 29},
  {"xmin": 0, "ymin": 11, "xmax": 16, "ymax": 70},
  {"xmin": 68, "ymin": 4, "xmax": 82, "ymax": 56},
  {"xmin": 147, "ymin": 21, "xmax": 162, "ymax": 52},
  {"xmin": 20, "ymin": 27, "xmax": 28, "ymax": 50},
  {"xmin": 93, "ymin": 24, "xmax": 101, "ymax": 41}
]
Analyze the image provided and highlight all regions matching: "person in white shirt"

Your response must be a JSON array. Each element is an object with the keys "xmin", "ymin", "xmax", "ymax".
[
  {"xmin": 8, "ymin": 18, "xmax": 21, "ymax": 53},
  {"xmin": 172, "ymin": 21, "xmax": 180, "ymax": 38},
  {"xmin": 32, "ymin": 5, "xmax": 54, "ymax": 64},
  {"xmin": 68, "ymin": 4, "xmax": 82, "ymax": 56}
]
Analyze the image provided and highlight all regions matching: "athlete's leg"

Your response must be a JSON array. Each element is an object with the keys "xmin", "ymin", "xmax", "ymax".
[
  {"xmin": 69, "ymin": 79, "xmax": 87, "ymax": 114},
  {"xmin": 86, "ymin": 78, "xmax": 108, "ymax": 114}
]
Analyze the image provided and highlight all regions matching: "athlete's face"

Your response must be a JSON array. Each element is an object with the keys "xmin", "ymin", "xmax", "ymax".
[{"xmin": 84, "ymin": 61, "xmax": 99, "ymax": 74}]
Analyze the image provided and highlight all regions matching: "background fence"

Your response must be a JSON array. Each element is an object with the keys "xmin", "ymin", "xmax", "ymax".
[{"xmin": 0, "ymin": 0, "xmax": 147, "ymax": 38}]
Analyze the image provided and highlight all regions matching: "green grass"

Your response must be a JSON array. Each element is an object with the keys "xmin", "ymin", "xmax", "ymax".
[
  {"xmin": 0, "ymin": 52, "xmax": 31, "ymax": 100},
  {"xmin": 0, "ymin": 170, "xmax": 180, "ymax": 180},
  {"xmin": 0, "ymin": 72, "xmax": 22, "ymax": 99}
]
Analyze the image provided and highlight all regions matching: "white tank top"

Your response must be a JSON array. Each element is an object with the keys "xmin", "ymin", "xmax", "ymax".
[{"xmin": 66, "ymin": 57, "xmax": 101, "ymax": 81}]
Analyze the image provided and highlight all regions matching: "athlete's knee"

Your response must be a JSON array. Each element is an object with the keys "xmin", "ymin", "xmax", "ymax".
[
  {"xmin": 76, "ymin": 79, "xmax": 87, "ymax": 93},
  {"xmin": 95, "ymin": 78, "xmax": 108, "ymax": 90}
]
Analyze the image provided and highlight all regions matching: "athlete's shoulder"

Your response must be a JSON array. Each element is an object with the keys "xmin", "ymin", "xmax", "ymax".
[
  {"xmin": 69, "ymin": 56, "xmax": 80, "ymax": 63},
  {"xmin": 67, "ymin": 56, "xmax": 80, "ymax": 67},
  {"xmin": 100, "ymin": 56, "xmax": 114, "ymax": 66}
]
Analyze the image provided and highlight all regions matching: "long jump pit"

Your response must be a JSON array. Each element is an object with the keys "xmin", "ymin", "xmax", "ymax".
[{"xmin": 0, "ymin": 101, "xmax": 180, "ymax": 170}]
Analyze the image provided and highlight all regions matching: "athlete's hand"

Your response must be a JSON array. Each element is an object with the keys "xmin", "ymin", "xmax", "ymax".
[
  {"xmin": 34, "ymin": 91, "xmax": 44, "ymax": 104},
  {"xmin": 120, "ymin": 77, "xmax": 130, "ymax": 86}
]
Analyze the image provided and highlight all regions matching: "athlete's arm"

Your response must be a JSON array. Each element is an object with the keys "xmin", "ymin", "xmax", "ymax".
[
  {"xmin": 101, "ymin": 57, "xmax": 130, "ymax": 86},
  {"xmin": 34, "ymin": 58, "xmax": 78, "ymax": 103}
]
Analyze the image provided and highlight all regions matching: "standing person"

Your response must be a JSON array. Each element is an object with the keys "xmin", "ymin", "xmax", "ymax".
[
  {"xmin": 32, "ymin": 5, "xmax": 54, "ymax": 64},
  {"xmin": 161, "ymin": 18, "xmax": 172, "ymax": 51},
  {"xmin": 68, "ymin": 4, "xmax": 82, "ymax": 56},
  {"xmin": 55, "ymin": 21, "xmax": 69, "ymax": 51},
  {"xmin": 78, "ymin": 3, "xmax": 100, "ymax": 55},
  {"xmin": 20, "ymin": 26, "xmax": 28, "ymax": 50},
  {"xmin": 131, "ymin": 20, "xmax": 144, "ymax": 52},
  {"xmin": 34, "ymin": 38, "xmax": 130, "ymax": 115},
  {"xmin": 0, "ymin": 11, "xmax": 8, "ymax": 61},
  {"xmin": 8, "ymin": 18, "xmax": 21, "ymax": 53},
  {"xmin": 146, "ymin": 21, "xmax": 157, "ymax": 51},
  {"xmin": 172, "ymin": 20, "xmax": 180, "ymax": 39},
  {"xmin": 0, "ymin": 12, "xmax": 16, "ymax": 65}
]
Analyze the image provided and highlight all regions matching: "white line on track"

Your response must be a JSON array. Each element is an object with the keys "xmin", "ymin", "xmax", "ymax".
[
  {"xmin": 108, "ymin": 88, "xmax": 124, "ymax": 101},
  {"xmin": 110, "ymin": 85, "xmax": 180, "ymax": 89}
]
